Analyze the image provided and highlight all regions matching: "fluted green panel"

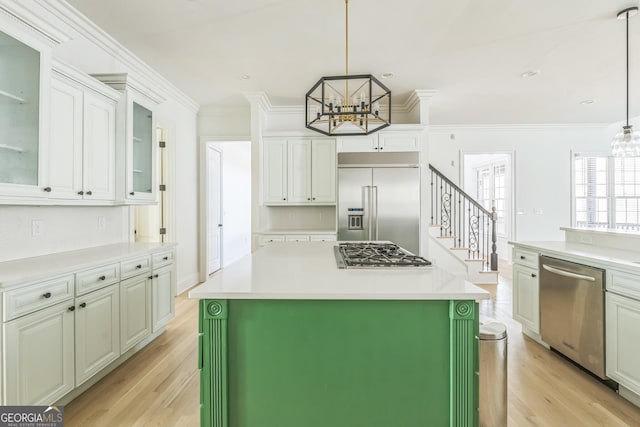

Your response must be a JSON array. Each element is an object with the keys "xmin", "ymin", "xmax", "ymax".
[
  {"xmin": 200, "ymin": 300, "xmax": 228, "ymax": 427},
  {"xmin": 449, "ymin": 300, "xmax": 479, "ymax": 427}
]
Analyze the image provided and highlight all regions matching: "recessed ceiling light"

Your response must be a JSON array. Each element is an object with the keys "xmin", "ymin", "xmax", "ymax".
[
  {"xmin": 380, "ymin": 72, "xmax": 394, "ymax": 79},
  {"xmin": 240, "ymin": 74, "xmax": 251, "ymax": 80},
  {"xmin": 580, "ymin": 99, "xmax": 595, "ymax": 105},
  {"xmin": 520, "ymin": 70, "xmax": 539, "ymax": 78}
]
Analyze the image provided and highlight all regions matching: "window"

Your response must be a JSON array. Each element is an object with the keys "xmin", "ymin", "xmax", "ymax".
[
  {"xmin": 474, "ymin": 162, "xmax": 507, "ymax": 236},
  {"xmin": 573, "ymin": 155, "xmax": 640, "ymax": 231}
]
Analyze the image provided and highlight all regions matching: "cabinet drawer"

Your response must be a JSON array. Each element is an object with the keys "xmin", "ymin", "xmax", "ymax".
[
  {"xmin": 258, "ymin": 235, "xmax": 285, "ymax": 246},
  {"xmin": 3, "ymin": 275, "xmax": 74, "ymax": 321},
  {"xmin": 285, "ymin": 235, "xmax": 310, "ymax": 242},
  {"xmin": 76, "ymin": 263, "xmax": 120, "ymax": 295},
  {"xmin": 310, "ymin": 234, "xmax": 337, "ymax": 242},
  {"xmin": 152, "ymin": 251, "xmax": 174, "ymax": 268},
  {"xmin": 608, "ymin": 269, "xmax": 640, "ymax": 300},
  {"xmin": 121, "ymin": 256, "xmax": 151, "ymax": 280},
  {"xmin": 513, "ymin": 247, "xmax": 539, "ymax": 269}
]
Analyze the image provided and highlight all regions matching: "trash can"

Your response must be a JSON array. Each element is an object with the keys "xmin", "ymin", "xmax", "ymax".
[{"xmin": 479, "ymin": 320, "xmax": 507, "ymax": 427}]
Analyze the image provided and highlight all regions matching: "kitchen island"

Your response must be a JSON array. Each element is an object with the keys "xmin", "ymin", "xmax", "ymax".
[{"xmin": 189, "ymin": 241, "xmax": 490, "ymax": 427}]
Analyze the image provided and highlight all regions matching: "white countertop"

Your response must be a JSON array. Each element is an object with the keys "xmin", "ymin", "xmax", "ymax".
[
  {"xmin": 189, "ymin": 241, "xmax": 489, "ymax": 300},
  {"xmin": 510, "ymin": 240, "xmax": 640, "ymax": 271},
  {"xmin": 0, "ymin": 242, "xmax": 176, "ymax": 289}
]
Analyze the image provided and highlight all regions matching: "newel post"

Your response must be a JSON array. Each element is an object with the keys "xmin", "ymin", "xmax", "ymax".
[{"xmin": 490, "ymin": 207, "xmax": 498, "ymax": 271}]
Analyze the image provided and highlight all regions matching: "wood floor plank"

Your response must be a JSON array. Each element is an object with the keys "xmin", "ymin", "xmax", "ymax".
[{"xmin": 64, "ymin": 270, "xmax": 640, "ymax": 426}]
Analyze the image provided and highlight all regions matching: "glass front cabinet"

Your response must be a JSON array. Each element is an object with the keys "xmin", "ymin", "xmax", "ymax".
[
  {"xmin": 92, "ymin": 74, "xmax": 162, "ymax": 204},
  {"xmin": 0, "ymin": 24, "xmax": 52, "ymax": 200}
]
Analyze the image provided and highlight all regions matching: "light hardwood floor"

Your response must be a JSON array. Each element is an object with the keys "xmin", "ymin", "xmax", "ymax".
[{"xmin": 66, "ymin": 266, "xmax": 640, "ymax": 426}]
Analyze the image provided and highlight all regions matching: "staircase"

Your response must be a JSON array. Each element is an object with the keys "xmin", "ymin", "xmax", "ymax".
[{"xmin": 429, "ymin": 164, "xmax": 499, "ymax": 285}]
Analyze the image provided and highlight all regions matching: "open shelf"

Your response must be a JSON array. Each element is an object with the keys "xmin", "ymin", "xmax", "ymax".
[
  {"xmin": 0, "ymin": 89, "xmax": 27, "ymax": 104},
  {"xmin": 0, "ymin": 143, "xmax": 25, "ymax": 153}
]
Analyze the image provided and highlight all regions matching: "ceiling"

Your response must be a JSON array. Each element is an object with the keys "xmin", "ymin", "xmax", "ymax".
[{"xmin": 65, "ymin": 0, "xmax": 640, "ymax": 125}]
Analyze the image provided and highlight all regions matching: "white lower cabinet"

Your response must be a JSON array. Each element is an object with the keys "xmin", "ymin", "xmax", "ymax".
[
  {"xmin": 606, "ymin": 292, "xmax": 640, "ymax": 394},
  {"xmin": 120, "ymin": 274, "xmax": 152, "ymax": 353},
  {"xmin": 512, "ymin": 263, "xmax": 539, "ymax": 333},
  {"xmin": 152, "ymin": 264, "xmax": 175, "ymax": 333},
  {"xmin": 3, "ymin": 301, "xmax": 75, "ymax": 405},
  {"xmin": 75, "ymin": 284, "xmax": 119, "ymax": 386}
]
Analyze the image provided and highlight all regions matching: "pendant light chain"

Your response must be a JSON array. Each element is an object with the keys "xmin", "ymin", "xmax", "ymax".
[
  {"xmin": 626, "ymin": 11, "xmax": 630, "ymax": 127},
  {"xmin": 345, "ymin": 0, "xmax": 349, "ymax": 77}
]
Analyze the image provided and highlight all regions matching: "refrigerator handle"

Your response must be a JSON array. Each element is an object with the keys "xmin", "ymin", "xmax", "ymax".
[
  {"xmin": 363, "ymin": 185, "xmax": 371, "ymax": 240},
  {"xmin": 373, "ymin": 186, "xmax": 379, "ymax": 240}
]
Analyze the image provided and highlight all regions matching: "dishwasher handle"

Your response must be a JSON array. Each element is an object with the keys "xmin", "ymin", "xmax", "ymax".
[{"xmin": 542, "ymin": 264, "xmax": 597, "ymax": 282}]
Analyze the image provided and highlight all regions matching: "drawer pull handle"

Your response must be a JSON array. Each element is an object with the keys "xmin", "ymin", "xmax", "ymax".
[
  {"xmin": 531, "ymin": 273, "xmax": 537, "ymax": 278},
  {"xmin": 43, "ymin": 186, "xmax": 52, "ymax": 192},
  {"xmin": 79, "ymin": 302, "xmax": 87, "ymax": 309},
  {"xmin": 42, "ymin": 292, "xmax": 52, "ymax": 298},
  {"xmin": 99, "ymin": 275, "xmax": 106, "ymax": 281},
  {"xmin": 130, "ymin": 191, "xmax": 135, "ymax": 196},
  {"xmin": 154, "ymin": 274, "xmax": 159, "ymax": 278},
  {"xmin": 68, "ymin": 306, "xmax": 75, "ymax": 312},
  {"xmin": 148, "ymin": 275, "xmax": 153, "ymax": 279},
  {"xmin": 86, "ymin": 190, "xmax": 92, "ymax": 195},
  {"xmin": 163, "ymin": 256, "xmax": 168, "ymax": 261},
  {"xmin": 520, "ymin": 255, "xmax": 525, "ymax": 260},
  {"xmin": 77, "ymin": 190, "xmax": 84, "ymax": 195},
  {"xmin": 136, "ymin": 264, "xmax": 142, "ymax": 269}
]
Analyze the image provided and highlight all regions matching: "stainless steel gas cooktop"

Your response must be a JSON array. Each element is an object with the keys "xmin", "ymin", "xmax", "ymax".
[{"xmin": 334, "ymin": 242, "xmax": 432, "ymax": 269}]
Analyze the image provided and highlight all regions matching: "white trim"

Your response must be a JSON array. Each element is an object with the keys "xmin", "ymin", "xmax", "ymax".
[
  {"xmin": 52, "ymin": 59, "xmax": 121, "ymax": 101},
  {"xmin": 430, "ymin": 123, "xmax": 610, "ymax": 131},
  {"xmin": 37, "ymin": 0, "xmax": 199, "ymax": 113},
  {"xmin": 0, "ymin": 2, "xmax": 73, "ymax": 45}
]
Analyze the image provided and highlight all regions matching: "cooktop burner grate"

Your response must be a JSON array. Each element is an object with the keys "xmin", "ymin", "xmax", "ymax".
[{"xmin": 335, "ymin": 242, "xmax": 432, "ymax": 268}]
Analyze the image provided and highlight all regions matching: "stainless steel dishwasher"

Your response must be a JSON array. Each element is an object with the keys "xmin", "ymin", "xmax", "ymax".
[{"xmin": 539, "ymin": 255, "xmax": 606, "ymax": 379}]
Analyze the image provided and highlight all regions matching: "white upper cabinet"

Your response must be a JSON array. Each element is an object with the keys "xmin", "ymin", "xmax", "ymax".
[
  {"xmin": 92, "ymin": 74, "xmax": 163, "ymax": 205},
  {"xmin": 47, "ymin": 62, "xmax": 119, "ymax": 203},
  {"xmin": 336, "ymin": 130, "xmax": 422, "ymax": 153},
  {"xmin": 0, "ymin": 25, "xmax": 52, "ymax": 200},
  {"xmin": 263, "ymin": 137, "xmax": 336, "ymax": 205}
]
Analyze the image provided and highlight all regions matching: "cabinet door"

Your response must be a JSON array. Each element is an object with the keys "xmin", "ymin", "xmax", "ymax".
[
  {"xmin": 127, "ymin": 99, "xmax": 157, "ymax": 202},
  {"xmin": 606, "ymin": 292, "xmax": 640, "ymax": 394},
  {"xmin": 48, "ymin": 76, "xmax": 83, "ymax": 200},
  {"xmin": 288, "ymin": 139, "xmax": 312, "ymax": 203},
  {"xmin": 378, "ymin": 132, "xmax": 420, "ymax": 152},
  {"xmin": 0, "ymin": 28, "xmax": 49, "ymax": 199},
  {"xmin": 263, "ymin": 139, "xmax": 288, "ymax": 204},
  {"xmin": 3, "ymin": 301, "xmax": 74, "ymax": 405},
  {"xmin": 75, "ymin": 284, "xmax": 120, "ymax": 386},
  {"xmin": 120, "ymin": 274, "xmax": 151, "ymax": 353},
  {"xmin": 512, "ymin": 264, "xmax": 539, "ymax": 333},
  {"xmin": 152, "ymin": 264, "xmax": 175, "ymax": 333},
  {"xmin": 83, "ymin": 90, "xmax": 116, "ymax": 201},
  {"xmin": 336, "ymin": 135, "xmax": 378, "ymax": 152},
  {"xmin": 311, "ymin": 139, "xmax": 336, "ymax": 203}
]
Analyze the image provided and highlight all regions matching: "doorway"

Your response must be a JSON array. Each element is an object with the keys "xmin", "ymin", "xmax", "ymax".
[
  {"xmin": 460, "ymin": 152, "xmax": 514, "ymax": 262},
  {"xmin": 135, "ymin": 125, "xmax": 173, "ymax": 243},
  {"xmin": 199, "ymin": 140, "xmax": 252, "ymax": 282}
]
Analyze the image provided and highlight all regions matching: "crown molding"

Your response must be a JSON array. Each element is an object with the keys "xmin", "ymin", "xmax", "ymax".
[
  {"xmin": 395, "ymin": 90, "xmax": 438, "ymax": 114},
  {"xmin": 52, "ymin": 59, "xmax": 122, "ymax": 101},
  {"xmin": 0, "ymin": 1, "xmax": 73, "ymax": 45},
  {"xmin": 38, "ymin": 0, "xmax": 199, "ymax": 113},
  {"xmin": 242, "ymin": 92, "xmax": 273, "ymax": 112},
  {"xmin": 429, "ymin": 123, "xmax": 610, "ymax": 131},
  {"xmin": 91, "ymin": 73, "xmax": 166, "ymax": 105}
]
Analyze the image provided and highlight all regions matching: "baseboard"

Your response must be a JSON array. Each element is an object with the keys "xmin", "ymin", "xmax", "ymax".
[
  {"xmin": 619, "ymin": 384, "xmax": 640, "ymax": 408},
  {"xmin": 178, "ymin": 273, "xmax": 201, "ymax": 295}
]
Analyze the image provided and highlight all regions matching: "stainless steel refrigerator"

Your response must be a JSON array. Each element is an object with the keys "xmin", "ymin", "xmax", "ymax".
[{"xmin": 337, "ymin": 153, "xmax": 420, "ymax": 254}]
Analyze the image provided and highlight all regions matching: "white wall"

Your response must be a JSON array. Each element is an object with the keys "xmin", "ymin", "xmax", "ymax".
[
  {"xmin": 429, "ymin": 125, "xmax": 612, "ymax": 242},
  {"xmin": 0, "ymin": 1, "xmax": 200, "ymax": 292}
]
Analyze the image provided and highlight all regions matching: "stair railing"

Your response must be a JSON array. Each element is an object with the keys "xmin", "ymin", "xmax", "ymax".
[{"xmin": 429, "ymin": 164, "xmax": 498, "ymax": 271}]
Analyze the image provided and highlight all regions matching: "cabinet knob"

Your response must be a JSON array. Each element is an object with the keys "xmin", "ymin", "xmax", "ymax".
[
  {"xmin": 130, "ymin": 191, "xmax": 135, "ymax": 196},
  {"xmin": 218, "ymin": 224, "xmax": 223, "ymax": 227},
  {"xmin": 520, "ymin": 255, "xmax": 525, "ymax": 260},
  {"xmin": 77, "ymin": 190, "xmax": 84, "ymax": 195},
  {"xmin": 43, "ymin": 187, "xmax": 52, "ymax": 192},
  {"xmin": 154, "ymin": 274, "xmax": 159, "ymax": 278},
  {"xmin": 99, "ymin": 275, "xmax": 106, "ymax": 281},
  {"xmin": 79, "ymin": 302, "xmax": 87, "ymax": 309},
  {"xmin": 42, "ymin": 292, "xmax": 52, "ymax": 299},
  {"xmin": 148, "ymin": 275, "xmax": 153, "ymax": 279},
  {"xmin": 163, "ymin": 256, "xmax": 168, "ymax": 260},
  {"xmin": 282, "ymin": 198, "xmax": 286, "ymax": 201},
  {"xmin": 312, "ymin": 197, "xmax": 316, "ymax": 200},
  {"xmin": 531, "ymin": 273, "xmax": 537, "ymax": 278},
  {"xmin": 68, "ymin": 306, "xmax": 75, "ymax": 312},
  {"xmin": 86, "ymin": 190, "xmax": 92, "ymax": 196},
  {"xmin": 136, "ymin": 264, "xmax": 142, "ymax": 269},
  {"xmin": 379, "ymin": 147, "xmax": 384, "ymax": 150},
  {"xmin": 374, "ymin": 147, "xmax": 378, "ymax": 150},
  {"xmin": 307, "ymin": 198, "xmax": 311, "ymax": 201}
]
